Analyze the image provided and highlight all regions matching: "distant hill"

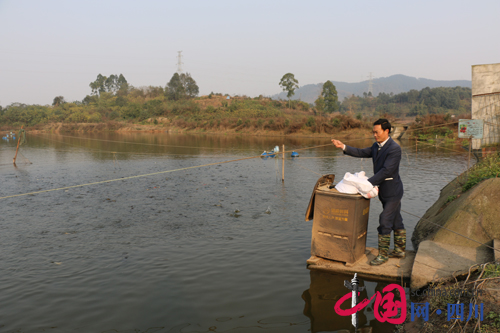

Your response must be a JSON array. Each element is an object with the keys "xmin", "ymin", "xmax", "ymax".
[{"xmin": 272, "ymin": 74, "xmax": 472, "ymax": 104}]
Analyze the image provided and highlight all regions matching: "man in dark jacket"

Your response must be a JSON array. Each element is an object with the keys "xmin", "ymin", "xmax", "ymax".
[{"xmin": 331, "ymin": 119, "xmax": 405, "ymax": 265}]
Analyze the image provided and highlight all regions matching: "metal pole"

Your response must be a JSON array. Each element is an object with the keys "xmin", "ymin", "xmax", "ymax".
[
  {"xmin": 13, "ymin": 126, "xmax": 23, "ymax": 166},
  {"xmin": 468, "ymin": 137, "xmax": 472, "ymax": 173},
  {"xmin": 282, "ymin": 144, "xmax": 285, "ymax": 182}
]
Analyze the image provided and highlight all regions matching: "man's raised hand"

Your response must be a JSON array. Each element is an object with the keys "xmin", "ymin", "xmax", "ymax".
[{"xmin": 331, "ymin": 139, "xmax": 344, "ymax": 149}]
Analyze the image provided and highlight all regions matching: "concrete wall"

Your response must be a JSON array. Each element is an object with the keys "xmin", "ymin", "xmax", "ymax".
[{"xmin": 472, "ymin": 63, "xmax": 500, "ymax": 149}]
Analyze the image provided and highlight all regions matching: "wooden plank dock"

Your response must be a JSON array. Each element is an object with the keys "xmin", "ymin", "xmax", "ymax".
[{"xmin": 306, "ymin": 247, "xmax": 416, "ymax": 283}]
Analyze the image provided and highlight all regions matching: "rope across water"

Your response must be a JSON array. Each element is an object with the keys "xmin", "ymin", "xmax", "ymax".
[
  {"xmin": 0, "ymin": 142, "xmax": 336, "ymax": 200},
  {"xmin": 4, "ymin": 127, "xmax": 492, "ymax": 254}
]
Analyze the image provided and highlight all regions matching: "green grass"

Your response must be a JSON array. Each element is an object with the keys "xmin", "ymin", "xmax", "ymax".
[
  {"xmin": 483, "ymin": 264, "xmax": 500, "ymax": 278},
  {"xmin": 461, "ymin": 153, "xmax": 500, "ymax": 192},
  {"xmin": 446, "ymin": 195, "xmax": 457, "ymax": 203}
]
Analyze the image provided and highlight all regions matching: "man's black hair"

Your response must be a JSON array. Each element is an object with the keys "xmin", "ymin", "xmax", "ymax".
[{"xmin": 373, "ymin": 118, "xmax": 391, "ymax": 133}]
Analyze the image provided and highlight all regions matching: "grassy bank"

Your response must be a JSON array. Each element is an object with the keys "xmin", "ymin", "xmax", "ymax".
[
  {"xmin": 2, "ymin": 95, "xmax": 374, "ymax": 137},
  {"xmin": 2, "ymin": 92, "xmax": 473, "ymax": 141}
]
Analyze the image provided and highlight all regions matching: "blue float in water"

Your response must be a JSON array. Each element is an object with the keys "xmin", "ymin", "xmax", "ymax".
[{"xmin": 260, "ymin": 151, "xmax": 276, "ymax": 158}]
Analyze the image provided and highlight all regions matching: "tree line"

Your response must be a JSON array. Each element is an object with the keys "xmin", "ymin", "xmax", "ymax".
[
  {"xmin": 278, "ymin": 73, "xmax": 470, "ymax": 117},
  {"xmin": 0, "ymin": 71, "xmax": 471, "ymax": 128},
  {"xmin": 339, "ymin": 86, "xmax": 471, "ymax": 117}
]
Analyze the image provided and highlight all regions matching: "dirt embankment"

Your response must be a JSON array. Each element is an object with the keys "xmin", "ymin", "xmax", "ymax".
[{"xmin": 15, "ymin": 121, "xmax": 372, "ymax": 140}]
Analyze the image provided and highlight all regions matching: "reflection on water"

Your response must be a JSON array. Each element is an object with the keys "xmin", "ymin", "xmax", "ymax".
[
  {"xmin": 0, "ymin": 132, "xmax": 470, "ymax": 332},
  {"xmin": 302, "ymin": 270, "xmax": 403, "ymax": 333},
  {"xmin": 302, "ymin": 270, "xmax": 367, "ymax": 331}
]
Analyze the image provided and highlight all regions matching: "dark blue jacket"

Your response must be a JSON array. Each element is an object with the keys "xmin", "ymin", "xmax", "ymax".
[{"xmin": 344, "ymin": 137, "xmax": 404, "ymax": 201}]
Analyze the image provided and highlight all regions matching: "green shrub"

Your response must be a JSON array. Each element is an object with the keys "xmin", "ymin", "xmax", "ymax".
[
  {"xmin": 272, "ymin": 100, "xmax": 282, "ymax": 108},
  {"xmin": 483, "ymin": 264, "xmax": 500, "ymax": 278},
  {"xmin": 331, "ymin": 117, "xmax": 341, "ymax": 127},
  {"xmin": 87, "ymin": 113, "xmax": 102, "ymax": 123},
  {"xmin": 121, "ymin": 103, "xmax": 141, "ymax": 119},
  {"xmin": 446, "ymin": 195, "xmax": 457, "ymax": 203},
  {"xmin": 461, "ymin": 153, "xmax": 500, "ymax": 192},
  {"xmin": 228, "ymin": 102, "xmax": 238, "ymax": 112},
  {"xmin": 108, "ymin": 110, "xmax": 120, "ymax": 120},
  {"xmin": 305, "ymin": 116, "xmax": 315, "ymax": 127}
]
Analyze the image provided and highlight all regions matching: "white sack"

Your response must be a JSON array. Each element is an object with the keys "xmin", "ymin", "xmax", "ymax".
[
  {"xmin": 335, "ymin": 179, "xmax": 358, "ymax": 194},
  {"xmin": 335, "ymin": 171, "xmax": 379, "ymax": 199}
]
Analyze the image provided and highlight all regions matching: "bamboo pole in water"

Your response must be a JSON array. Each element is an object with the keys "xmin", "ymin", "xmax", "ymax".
[
  {"xmin": 282, "ymin": 144, "xmax": 285, "ymax": 182},
  {"xmin": 13, "ymin": 126, "xmax": 23, "ymax": 166}
]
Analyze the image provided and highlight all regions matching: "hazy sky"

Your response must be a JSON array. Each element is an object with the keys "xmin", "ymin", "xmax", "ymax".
[{"xmin": 0, "ymin": 0, "xmax": 498, "ymax": 107}]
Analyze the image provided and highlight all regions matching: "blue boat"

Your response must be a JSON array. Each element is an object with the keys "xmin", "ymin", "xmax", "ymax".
[{"xmin": 261, "ymin": 151, "xmax": 277, "ymax": 157}]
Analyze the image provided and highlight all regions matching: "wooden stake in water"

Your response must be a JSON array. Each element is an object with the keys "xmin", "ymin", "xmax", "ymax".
[
  {"xmin": 282, "ymin": 144, "xmax": 285, "ymax": 182},
  {"xmin": 13, "ymin": 126, "xmax": 23, "ymax": 166}
]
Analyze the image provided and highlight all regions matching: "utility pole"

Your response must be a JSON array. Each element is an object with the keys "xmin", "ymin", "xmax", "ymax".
[{"xmin": 177, "ymin": 51, "xmax": 183, "ymax": 74}]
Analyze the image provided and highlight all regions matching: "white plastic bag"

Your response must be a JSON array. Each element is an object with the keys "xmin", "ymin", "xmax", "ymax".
[
  {"xmin": 336, "ymin": 171, "xmax": 378, "ymax": 198},
  {"xmin": 335, "ymin": 179, "xmax": 358, "ymax": 194}
]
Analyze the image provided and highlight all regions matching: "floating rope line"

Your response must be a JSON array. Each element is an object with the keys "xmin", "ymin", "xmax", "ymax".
[
  {"xmin": 0, "ymin": 155, "xmax": 262, "ymax": 200},
  {"xmin": 0, "ymin": 143, "xmax": 336, "ymax": 200},
  {"xmin": 330, "ymin": 120, "xmax": 461, "ymax": 144},
  {"xmin": 414, "ymin": 139, "xmax": 469, "ymax": 154}
]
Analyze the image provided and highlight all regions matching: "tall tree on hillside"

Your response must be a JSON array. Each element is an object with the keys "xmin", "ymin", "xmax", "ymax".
[
  {"xmin": 181, "ymin": 73, "xmax": 199, "ymax": 98},
  {"xmin": 314, "ymin": 96, "xmax": 325, "ymax": 116},
  {"xmin": 104, "ymin": 75, "xmax": 118, "ymax": 92},
  {"xmin": 90, "ymin": 74, "xmax": 107, "ymax": 95},
  {"xmin": 166, "ymin": 73, "xmax": 185, "ymax": 101},
  {"xmin": 166, "ymin": 73, "xmax": 199, "ymax": 100},
  {"xmin": 52, "ymin": 96, "xmax": 66, "ymax": 107},
  {"xmin": 321, "ymin": 80, "xmax": 339, "ymax": 113},
  {"xmin": 89, "ymin": 73, "xmax": 129, "ymax": 96},
  {"xmin": 116, "ymin": 74, "xmax": 129, "ymax": 96},
  {"xmin": 279, "ymin": 73, "xmax": 299, "ymax": 108}
]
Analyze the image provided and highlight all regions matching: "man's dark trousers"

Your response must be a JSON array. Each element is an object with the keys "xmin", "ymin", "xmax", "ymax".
[{"xmin": 343, "ymin": 137, "xmax": 404, "ymax": 235}]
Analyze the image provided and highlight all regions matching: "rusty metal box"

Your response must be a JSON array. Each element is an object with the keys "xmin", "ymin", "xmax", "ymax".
[{"xmin": 311, "ymin": 185, "xmax": 371, "ymax": 264}]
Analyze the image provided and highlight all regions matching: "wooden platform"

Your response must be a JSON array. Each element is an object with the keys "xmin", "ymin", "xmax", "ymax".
[{"xmin": 306, "ymin": 247, "xmax": 415, "ymax": 283}]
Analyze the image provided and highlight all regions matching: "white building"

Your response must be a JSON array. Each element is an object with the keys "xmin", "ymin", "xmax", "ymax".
[{"xmin": 472, "ymin": 63, "xmax": 500, "ymax": 149}]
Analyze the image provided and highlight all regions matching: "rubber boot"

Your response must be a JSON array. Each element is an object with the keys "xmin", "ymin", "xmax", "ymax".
[
  {"xmin": 370, "ymin": 234, "xmax": 390, "ymax": 266},
  {"xmin": 389, "ymin": 229, "xmax": 406, "ymax": 258}
]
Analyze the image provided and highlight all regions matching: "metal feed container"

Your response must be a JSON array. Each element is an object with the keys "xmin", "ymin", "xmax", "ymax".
[{"xmin": 311, "ymin": 185, "xmax": 371, "ymax": 264}]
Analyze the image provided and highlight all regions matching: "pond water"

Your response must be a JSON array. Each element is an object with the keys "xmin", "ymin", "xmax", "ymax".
[{"xmin": 0, "ymin": 132, "xmax": 471, "ymax": 332}]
